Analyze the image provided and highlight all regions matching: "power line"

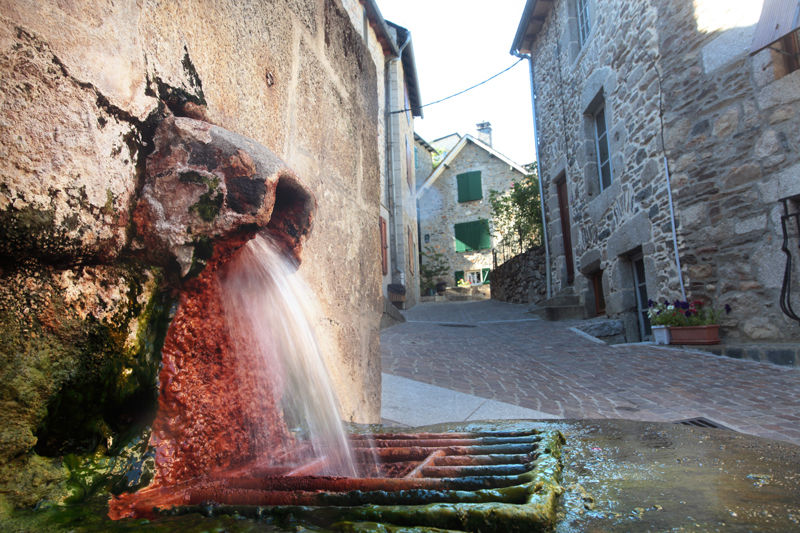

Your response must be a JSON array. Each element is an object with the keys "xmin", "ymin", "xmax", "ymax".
[{"xmin": 390, "ymin": 58, "xmax": 525, "ymax": 115}]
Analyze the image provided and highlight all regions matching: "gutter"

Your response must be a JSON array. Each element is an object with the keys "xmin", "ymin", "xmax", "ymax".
[
  {"xmin": 385, "ymin": 29, "xmax": 412, "ymax": 284},
  {"xmin": 512, "ymin": 50, "xmax": 552, "ymax": 299}
]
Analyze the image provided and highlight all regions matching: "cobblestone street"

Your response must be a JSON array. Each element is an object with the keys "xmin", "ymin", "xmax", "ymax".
[{"xmin": 381, "ymin": 300, "xmax": 800, "ymax": 445}]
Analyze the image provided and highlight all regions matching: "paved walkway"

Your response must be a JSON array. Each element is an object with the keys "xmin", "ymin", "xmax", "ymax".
[{"xmin": 381, "ymin": 300, "xmax": 800, "ymax": 446}]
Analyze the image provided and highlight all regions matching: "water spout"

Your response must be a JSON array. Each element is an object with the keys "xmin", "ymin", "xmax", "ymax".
[
  {"xmin": 110, "ymin": 116, "xmax": 367, "ymax": 519},
  {"xmin": 219, "ymin": 234, "xmax": 360, "ymax": 478}
]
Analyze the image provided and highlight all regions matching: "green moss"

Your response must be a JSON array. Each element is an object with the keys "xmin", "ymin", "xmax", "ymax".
[
  {"xmin": 0, "ymin": 206, "xmax": 56, "ymax": 263},
  {"xmin": 102, "ymin": 190, "xmax": 115, "ymax": 216},
  {"xmin": 185, "ymin": 236, "xmax": 214, "ymax": 280},
  {"xmin": 32, "ymin": 266, "xmax": 171, "ymax": 458},
  {"xmin": 181, "ymin": 172, "xmax": 222, "ymax": 223},
  {"xmin": 0, "ymin": 261, "xmax": 173, "ymax": 513}
]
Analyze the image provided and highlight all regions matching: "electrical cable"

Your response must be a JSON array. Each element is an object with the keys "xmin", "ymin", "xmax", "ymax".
[{"xmin": 390, "ymin": 58, "xmax": 524, "ymax": 114}]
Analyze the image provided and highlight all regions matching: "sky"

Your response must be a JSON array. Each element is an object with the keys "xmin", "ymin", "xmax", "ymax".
[{"xmin": 377, "ymin": 0, "xmax": 536, "ymax": 165}]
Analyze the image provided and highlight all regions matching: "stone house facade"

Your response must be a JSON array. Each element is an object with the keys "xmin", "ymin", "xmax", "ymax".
[
  {"xmin": 414, "ymin": 133, "xmax": 437, "ymax": 191},
  {"xmin": 418, "ymin": 135, "xmax": 529, "ymax": 288},
  {"xmin": 512, "ymin": 0, "xmax": 800, "ymax": 348},
  {"xmin": 0, "ymin": 0, "xmax": 395, "ymax": 506},
  {"xmin": 342, "ymin": 2, "xmax": 423, "ymax": 310}
]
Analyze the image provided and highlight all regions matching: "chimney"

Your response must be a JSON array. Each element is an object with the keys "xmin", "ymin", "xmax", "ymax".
[{"xmin": 476, "ymin": 121, "xmax": 492, "ymax": 146}]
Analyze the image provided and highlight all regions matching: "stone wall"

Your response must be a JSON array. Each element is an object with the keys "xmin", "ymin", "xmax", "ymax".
[
  {"xmin": 0, "ymin": 0, "xmax": 382, "ymax": 508},
  {"xmin": 418, "ymin": 139, "xmax": 526, "ymax": 286},
  {"xmin": 385, "ymin": 30, "xmax": 420, "ymax": 308},
  {"xmin": 656, "ymin": 0, "xmax": 800, "ymax": 342},
  {"xmin": 529, "ymin": 0, "xmax": 800, "ymax": 342},
  {"xmin": 490, "ymin": 246, "xmax": 548, "ymax": 304}
]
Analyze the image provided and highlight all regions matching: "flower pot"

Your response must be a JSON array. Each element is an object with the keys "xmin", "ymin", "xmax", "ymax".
[
  {"xmin": 668, "ymin": 325, "xmax": 720, "ymax": 345},
  {"xmin": 652, "ymin": 325, "xmax": 670, "ymax": 345}
]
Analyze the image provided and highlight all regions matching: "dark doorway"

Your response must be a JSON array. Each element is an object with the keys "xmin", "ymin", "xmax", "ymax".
[{"xmin": 556, "ymin": 177, "xmax": 575, "ymax": 284}]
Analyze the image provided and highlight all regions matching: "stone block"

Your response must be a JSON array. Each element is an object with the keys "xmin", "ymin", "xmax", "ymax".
[{"xmin": 766, "ymin": 349, "xmax": 795, "ymax": 366}]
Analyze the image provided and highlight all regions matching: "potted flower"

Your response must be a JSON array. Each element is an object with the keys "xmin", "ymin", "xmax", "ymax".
[
  {"xmin": 647, "ymin": 300, "xmax": 675, "ymax": 344},
  {"xmin": 648, "ymin": 299, "xmax": 731, "ymax": 345}
]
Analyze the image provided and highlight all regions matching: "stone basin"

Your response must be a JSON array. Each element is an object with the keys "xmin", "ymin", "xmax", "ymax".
[{"xmin": 4, "ymin": 419, "xmax": 799, "ymax": 532}]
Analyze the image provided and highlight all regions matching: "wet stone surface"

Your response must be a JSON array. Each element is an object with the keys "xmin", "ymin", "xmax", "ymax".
[{"xmin": 5, "ymin": 419, "xmax": 800, "ymax": 531}]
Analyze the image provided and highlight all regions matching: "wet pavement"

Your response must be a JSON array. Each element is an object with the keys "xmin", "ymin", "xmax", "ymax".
[{"xmin": 381, "ymin": 300, "xmax": 800, "ymax": 446}]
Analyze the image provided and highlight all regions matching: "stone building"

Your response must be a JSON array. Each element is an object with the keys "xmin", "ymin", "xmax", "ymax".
[
  {"xmin": 342, "ymin": 3, "xmax": 424, "ymax": 310},
  {"xmin": 414, "ymin": 132, "xmax": 437, "ymax": 191},
  {"xmin": 512, "ymin": 0, "xmax": 800, "ymax": 351},
  {"xmin": 418, "ymin": 133, "xmax": 529, "ymax": 288},
  {"xmin": 0, "ymin": 0, "xmax": 396, "ymax": 507}
]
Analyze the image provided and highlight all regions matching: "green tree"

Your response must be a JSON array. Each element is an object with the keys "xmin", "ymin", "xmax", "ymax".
[
  {"xmin": 489, "ymin": 163, "xmax": 542, "ymax": 252},
  {"xmin": 419, "ymin": 246, "xmax": 449, "ymax": 294}
]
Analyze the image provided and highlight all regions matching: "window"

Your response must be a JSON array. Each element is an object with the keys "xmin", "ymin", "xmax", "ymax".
[
  {"xmin": 379, "ymin": 217, "xmax": 388, "ymax": 275},
  {"xmin": 631, "ymin": 253, "xmax": 651, "ymax": 340},
  {"xmin": 773, "ymin": 28, "xmax": 800, "ymax": 78},
  {"xmin": 576, "ymin": 0, "xmax": 590, "ymax": 48},
  {"xmin": 593, "ymin": 100, "xmax": 612, "ymax": 191},
  {"xmin": 456, "ymin": 171, "xmax": 482, "ymax": 202},
  {"xmin": 750, "ymin": 0, "xmax": 800, "ymax": 78},
  {"xmin": 455, "ymin": 269, "xmax": 491, "ymax": 286},
  {"xmin": 454, "ymin": 219, "xmax": 491, "ymax": 252}
]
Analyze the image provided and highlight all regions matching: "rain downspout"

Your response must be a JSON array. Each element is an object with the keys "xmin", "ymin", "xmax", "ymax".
[
  {"xmin": 652, "ymin": 56, "xmax": 687, "ymax": 300},
  {"xmin": 385, "ymin": 31, "xmax": 411, "ymax": 286},
  {"xmin": 513, "ymin": 50, "xmax": 552, "ymax": 299}
]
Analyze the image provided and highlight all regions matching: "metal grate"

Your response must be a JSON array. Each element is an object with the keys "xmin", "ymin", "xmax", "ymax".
[
  {"xmin": 161, "ymin": 428, "xmax": 565, "ymax": 531},
  {"xmin": 675, "ymin": 417, "xmax": 734, "ymax": 431}
]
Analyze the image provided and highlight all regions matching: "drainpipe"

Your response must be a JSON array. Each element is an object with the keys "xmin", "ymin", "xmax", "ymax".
[
  {"xmin": 664, "ymin": 156, "xmax": 687, "ymax": 301},
  {"xmin": 513, "ymin": 50, "xmax": 552, "ymax": 299},
  {"xmin": 385, "ymin": 32, "xmax": 412, "ymax": 287},
  {"xmin": 652, "ymin": 56, "xmax": 687, "ymax": 301}
]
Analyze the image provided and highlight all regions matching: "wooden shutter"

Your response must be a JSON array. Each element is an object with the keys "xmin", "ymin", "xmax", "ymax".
[
  {"xmin": 406, "ymin": 139, "xmax": 413, "ymax": 191},
  {"xmin": 455, "ymin": 220, "xmax": 491, "ymax": 252},
  {"xmin": 380, "ymin": 217, "xmax": 388, "ymax": 275},
  {"xmin": 456, "ymin": 171, "xmax": 482, "ymax": 202},
  {"xmin": 481, "ymin": 268, "xmax": 491, "ymax": 284},
  {"xmin": 407, "ymin": 226, "xmax": 414, "ymax": 275}
]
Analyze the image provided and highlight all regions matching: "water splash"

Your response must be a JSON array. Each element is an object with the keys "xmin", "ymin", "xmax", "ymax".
[{"xmin": 219, "ymin": 234, "xmax": 360, "ymax": 477}]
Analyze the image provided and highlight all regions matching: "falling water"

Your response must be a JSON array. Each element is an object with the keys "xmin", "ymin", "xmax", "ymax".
[{"xmin": 219, "ymin": 234, "xmax": 361, "ymax": 477}]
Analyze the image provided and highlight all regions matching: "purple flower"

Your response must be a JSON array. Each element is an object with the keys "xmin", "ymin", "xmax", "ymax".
[
  {"xmin": 685, "ymin": 310, "xmax": 692, "ymax": 317},
  {"xmin": 648, "ymin": 299, "xmax": 654, "ymax": 307},
  {"xmin": 725, "ymin": 304, "xmax": 732, "ymax": 314}
]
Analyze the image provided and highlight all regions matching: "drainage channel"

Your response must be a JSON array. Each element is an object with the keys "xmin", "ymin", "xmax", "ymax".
[
  {"xmin": 675, "ymin": 417, "xmax": 736, "ymax": 431},
  {"xmin": 158, "ymin": 427, "xmax": 565, "ymax": 531}
]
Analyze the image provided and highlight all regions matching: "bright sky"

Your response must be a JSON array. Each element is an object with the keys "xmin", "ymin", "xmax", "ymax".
[{"xmin": 378, "ymin": 0, "xmax": 536, "ymax": 165}]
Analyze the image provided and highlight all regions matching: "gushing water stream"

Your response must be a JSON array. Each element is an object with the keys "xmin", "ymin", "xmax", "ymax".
[
  {"xmin": 109, "ymin": 233, "xmax": 375, "ymax": 519},
  {"xmin": 219, "ymin": 234, "xmax": 360, "ymax": 477}
]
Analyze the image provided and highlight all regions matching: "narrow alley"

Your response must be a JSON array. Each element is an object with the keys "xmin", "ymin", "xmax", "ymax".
[{"xmin": 381, "ymin": 300, "xmax": 800, "ymax": 446}]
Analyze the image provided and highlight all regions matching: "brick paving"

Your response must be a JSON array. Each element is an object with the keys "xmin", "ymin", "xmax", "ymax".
[{"xmin": 381, "ymin": 300, "xmax": 800, "ymax": 446}]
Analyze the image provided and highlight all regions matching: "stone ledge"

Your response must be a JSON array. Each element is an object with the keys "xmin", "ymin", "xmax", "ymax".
[{"xmin": 675, "ymin": 343, "xmax": 799, "ymax": 367}]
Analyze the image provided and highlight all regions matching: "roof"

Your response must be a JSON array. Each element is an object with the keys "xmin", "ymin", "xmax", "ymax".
[
  {"xmin": 417, "ymin": 135, "xmax": 530, "ymax": 199},
  {"xmin": 386, "ymin": 21, "xmax": 424, "ymax": 118},
  {"xmin": 362, "ymin": 0, "xmax": 400, "ymax": 57},
  {"xmin": 510, "ymin": 0, "xmax": 556, "ymax": 56},
  {"xmin": 414, "ymin": 132, "xmax": 437, "ymax": 154}
]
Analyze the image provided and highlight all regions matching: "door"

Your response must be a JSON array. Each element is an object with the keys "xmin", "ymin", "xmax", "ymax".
[{"xmin": 556, "ymin": 178, "xmax": 575, "ymax": 284}]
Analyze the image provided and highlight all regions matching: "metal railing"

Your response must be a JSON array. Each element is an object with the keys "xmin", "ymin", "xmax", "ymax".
[
  {"xmin": 780, "ymin": 195, "xmax": 800, "ymax": 324},
  {"xmin": 492, "ymin": 238, "xmax": 536, "ymax": 269}
]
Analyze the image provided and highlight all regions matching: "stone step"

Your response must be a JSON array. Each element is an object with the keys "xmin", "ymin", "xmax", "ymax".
[{"xmin": 528, "ymin": 304, "xmax": 585, "ymax": 321}]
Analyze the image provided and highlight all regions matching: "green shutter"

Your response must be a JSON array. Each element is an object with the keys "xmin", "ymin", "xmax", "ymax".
[
  {"xmin": 456, "ymin": 171, "xmax": 482, "ymax": 202},
  {"xmin": 454, "ymin": 220, "xmax": 491, "ymax": 252},
  {"xmin": 455, "ymin": 270, "xmax": 465, "ymax": 284},
  {"xmin": 481, "ymin": 268, "xmax": 491, "ymax": 284}
]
